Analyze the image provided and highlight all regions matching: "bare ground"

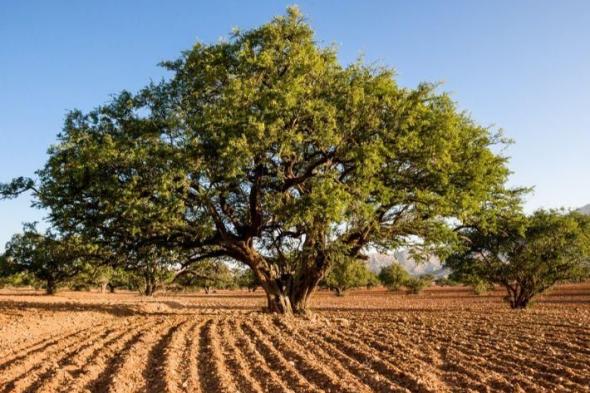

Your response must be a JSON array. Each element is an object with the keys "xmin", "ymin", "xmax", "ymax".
[{"xmin": 0, "ymin": 284, "xmax": 589, "ymax": 393}]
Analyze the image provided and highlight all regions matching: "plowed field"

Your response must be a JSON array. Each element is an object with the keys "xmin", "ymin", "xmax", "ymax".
[{"xmin": 1, "ymin": 284, "xmax": 589, "ymax": 392}]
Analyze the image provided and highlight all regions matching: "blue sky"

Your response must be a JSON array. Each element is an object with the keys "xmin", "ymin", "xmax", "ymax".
[{"xmin": 1, "ymin": 0, "xmax": 589, "ymax": 247}]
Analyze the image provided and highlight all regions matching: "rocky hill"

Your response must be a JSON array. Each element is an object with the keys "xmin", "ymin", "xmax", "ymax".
[
  {"xmin": 577, "ymin": 204, "xmax": 590, "ymax": 215},
  {"xmin": 366, "ymin": 250, "xmax": 448, "ymax": 277}
]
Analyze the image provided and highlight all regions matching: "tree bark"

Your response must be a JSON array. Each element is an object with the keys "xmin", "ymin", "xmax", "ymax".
[
  {"xmin": 258, "ymin": 273, "xmax": 320, "ymax": 315},
  {"xmin": 100, "ymin": 282, "xmax": 108, "ymax": 293},
  {"xmin": 46, "ymin": 278, "xmax": 56, "ymax": 295},
  {"xmin": 144, "ymin": 273, "xmax": 156, "ymax": 296},
  {"xmin": 231, "ymin": 242, "xmax": 328, "ymax": 315},
  {"xmin": 505, "ymin": 283, "xmax": 531, "ymax": 309}
]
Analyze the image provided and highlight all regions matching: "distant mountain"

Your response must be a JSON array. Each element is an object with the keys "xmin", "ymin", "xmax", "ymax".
[
  {"xmin": 365, "ymin": 250, "xmax": 448, "ymax": 277},
  {"xmin": 577, "ymin": 204, "xmax": 590, "ymax": 215}
]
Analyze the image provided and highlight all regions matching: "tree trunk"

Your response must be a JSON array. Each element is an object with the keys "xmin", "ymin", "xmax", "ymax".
[
  {"xmin": 204, "ymin": 286, "xmax": 210, "ymax": 294},
  {"xmin": 334, "ymin": 287, "xmax": 344, "ymax": 297},
  {"xmin": 505, "ymin": 283, "xmax": 531, "ymax": 309},
  {"xmin": 236, "ymin": 243, "xmax": 328, "ymax": 315},
  {"xmin": 143, "ymin": 271, "xmax": 157, "ymax": 296},
  {"xmin": 100, "ymin": 282, "xmax": 108, "ymax": 294},
  {"xmin": 260, "ymin": 274, "xmax": 319, "ymax": 315},
  {"xmin": 46, "ymin": 278, "xmax": 56, "ymax": 295},
  {"xmin": 108, "ymin": 283, "xmax": 116, "ymax": 293}
]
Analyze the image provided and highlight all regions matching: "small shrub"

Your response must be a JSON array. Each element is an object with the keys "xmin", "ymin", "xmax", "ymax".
[
  {"xmin": 379, "ymin": 263, "xmax": 410, "ymax": 291},
  {"xmin": 472, "ymin": 279, "xmax": 494, "ymax": 295},
  {"xmin": 405, "ymin": 276, "xmax": 430, "ymax": 294}
]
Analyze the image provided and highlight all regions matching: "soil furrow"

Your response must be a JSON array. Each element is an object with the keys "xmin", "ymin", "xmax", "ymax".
[
  {"xmin": 106, "ymin": 318, "xmax": 176, "ymax": 393},
  {"xmin": 0, "ymin": 323, "xmax": 111, "ymax": 392},
  {"xmin": 272, "ymin": 319, "xmax": 376, "ymax": 393},
  {"xmin": 255, "ymin": 317, "xmax": 362, "ymax": 393},
  {"xmin": 338, "ymin": 324, "xmax": 448, "ymax": 389},
  {"xmin": 229, "ymin": 320, "xmax": 291, "ymax": 393},
  {"xmin": 86, "ymin": 318, "xmax": 166, "ymax": 393},
  {"xmin": 0, "ymin": 324, "xmax": 103, "ymax": 373},
  {"xmin": 21, "ymin": 324, "xmax": 137, "ymax": 393},
  {"xmin": 302, "ymin": 328, "xmax": 410, "ymax": 393},
  {"xmin": 58, "ymin": 318, "xmax": 156, "ymax": 393},
  {"xmin": 241, "ymin": 320, "xmax": 323, "ymax": 393},
  {"xmin": 197, "ymin": 318, "xmax": 238, "ymax": 392},
  {"xmin": 315, "ymin": 327, "xmax": 442, "ymax": 393},
  {"xmin": 159, "ymin": 318, "xmax": 194, "ymax": 393},
  {"xmin": 217, "ymin": 318, "xmax": 265, "ymax": 393},
  {"xmin": 180, "ymin": 320, "xmax": 205, "ymax": 393},
  {"xmin": 145, "ymin": 318, "xmax": 188, "ymax": 393}
]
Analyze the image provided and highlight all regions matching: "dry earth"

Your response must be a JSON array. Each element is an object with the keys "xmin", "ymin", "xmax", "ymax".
[{"xmin": 0, "ymin": 284, "xmax": 589, "ymax": 393}]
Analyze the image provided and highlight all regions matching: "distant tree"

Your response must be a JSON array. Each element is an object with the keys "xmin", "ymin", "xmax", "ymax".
[
  {"xmin": 107, "ymin": 268, "xmax": 141, "ymax": 293},
  {"xmin": 379, "ymin": 263, "xmax": 411, "ymax": 291},
  {"xmin": 405, "ymin": 275, "xmax": 431, "ymax": 294},
  {"xmin": 175, "ymin": 259, "xmax": 234, "ymax": 294},
  {"xmin": 324, "ymin": 257, "xmax": 376, "ymax": 296},
  {"xmin": 2, "ymin": 225, "xmax": 96, "ymax": 294},
  {"xmin": 450, "ymin": 274, "xmax": 495, "ymax": 295},
  {"xmin": 235, "ymin": 268, "xmax": 260, "ymax": 291},
  {"xmin": 365, "ymin": 271, "xmax": 380, "ymax": 289},
  {"xmin": 0, "ymin": 270, "xmax": 42, "ymax": 289},
  {"xmin": 446, "ymin": 210, "xmax": 590, "ymax": 308}
]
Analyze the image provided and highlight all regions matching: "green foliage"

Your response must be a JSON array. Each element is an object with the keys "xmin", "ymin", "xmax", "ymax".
[
  {"xmin": 1, "ymin": 7, "xmax": 520, "ymax": 313},
  {"xmin": 175, "ymin": 259, "xmax": 235, "ymax": 293},
  {"xmin": 446, "ymin": 210, "xmax": 590, "ymax": 308},
  {"xmin": 0, "ymin": 269, "xmax": 42, "ymax": 289},
  {"xmin": 234, "ymin": 268, "xmax": 260, "ymax": 291},
  {"xmin": 434, "ymin": 276, "xmax": 460, "ymax": 286},
  {"xmin": 324, "ymin": 257, "xmax": 376, "ymax": 296},
  {"xmin": 405, "ymin": 276, "xmax": 431, "ymax": 294},
  {"xmin": 2, "ymin": 225, "xmax": 97, "ymax": 294},
  {"xmin": 471, "ymin": 279, "xmax": 495, "ymax": 295},
  {"xmin": 379, "ymin": 263, "xmax": 411, "ymax": 291}
]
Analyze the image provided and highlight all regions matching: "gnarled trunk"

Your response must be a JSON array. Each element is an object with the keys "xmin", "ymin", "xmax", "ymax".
[
  {"xmin": 232, "ymin": 241, "xmax": 329, "ymax": 315},
  {"xmin": 143, "ymin": 273, "xmax": 156, "ymax": 296},
  {"xmin": 258, "ymin": 270, "xmax": 324, "ymax": 315},
  {"xmin": 505, "ymin": 283, "xmax": 532, "ymax": 309}
]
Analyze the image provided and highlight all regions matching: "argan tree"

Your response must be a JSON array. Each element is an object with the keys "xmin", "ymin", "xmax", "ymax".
[
  {"xmin": 234, "ymin": 268, "xmax": 260, "ymax": 291},
  {"xmin": 175, "ymin": 259, "xmax": 235, "ymax": 293},
  {"xmin": 379, "ymin": 262, "xmax": 411, "ymax": 291},
  {"xmin": 324, "ymin": 257, "xmax": 377, "ymax": 296},
  {"xmin": 1, "ymin": 225, "xmax": 94, "ymax": 294},
  {"xmin": 405, "ymin": 275, "xmax": 431, "ymax": 294},
  {"xmin": 446, "ymin": 210, "xmax": 590, "ymax": 308},
  {"xmin": 1, "ymin": 8, "xmax": 518, "ymax": 314}
]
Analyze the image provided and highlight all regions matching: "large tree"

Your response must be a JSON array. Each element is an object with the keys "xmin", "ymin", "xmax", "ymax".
[
  {"xmin": 1, "ymin": 8, "xmax": 518, "ymax": 314},
  {"xmin": 446, "ymin": 210, "xmax": 590, "ymax": 308}
]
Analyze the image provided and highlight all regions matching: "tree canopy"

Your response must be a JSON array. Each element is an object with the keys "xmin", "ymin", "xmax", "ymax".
[
  {"xmin": 324, "ymin": 257, "xmax": 377, "ymax": 296},
  {"xmin": 0, "ymin": 8, "xmax": 520, "ymax": 313},
  {"xmin": 1, "ymin": 225, "xmax": 96, "ymax": 294},
  {"xmin": 446, "ymin": 210, "xmax": 590, "ymax": 308},
  {"xmin": 378, "ymin": 262, "xmax": 411, "ymax": 291}
]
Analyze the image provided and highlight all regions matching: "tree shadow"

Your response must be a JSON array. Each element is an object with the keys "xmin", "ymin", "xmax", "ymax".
[{"xmin": 0, "ymin": 300, "xmax": 137, "ymax": 317}]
